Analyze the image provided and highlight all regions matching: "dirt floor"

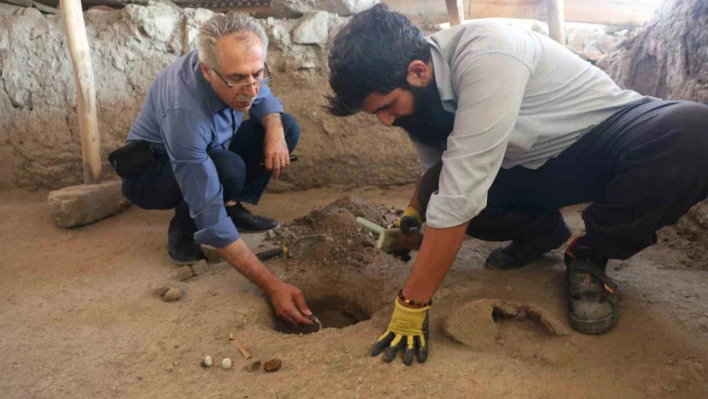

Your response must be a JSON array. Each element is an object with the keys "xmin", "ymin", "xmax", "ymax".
[{"xmin": 1, "ymin": 186, "xmax": 707, "ymax": 399}]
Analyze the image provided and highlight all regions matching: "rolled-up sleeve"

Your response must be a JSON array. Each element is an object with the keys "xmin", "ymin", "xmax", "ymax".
[
  {"xmin": 248, "ymin": 84, "xmax": 284, "ymax": 121},
  {"xmin": 425, "ymin": 52, "xmax": 531, "ymax": 228},
  {"xmin": 161, "ymin": 108, "xmax": 240, "ymax": 248}
]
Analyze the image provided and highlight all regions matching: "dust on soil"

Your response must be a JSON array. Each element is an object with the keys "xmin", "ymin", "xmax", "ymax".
[{"xmin": 1, "ymin": 187, "xmax": 708, "ymax": 399}]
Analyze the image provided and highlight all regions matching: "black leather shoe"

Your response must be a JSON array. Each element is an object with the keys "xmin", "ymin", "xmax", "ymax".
[
  {"xmin": 226, "ymin": 203, "xmax": 279, "ymax": 232},
  {"xmin": 485, "ymin": 219, "xmax": 571, "ymax": 270},
  {"xmin": 167, "ymin": 217, "xmax": 203, "ymax": 265}
]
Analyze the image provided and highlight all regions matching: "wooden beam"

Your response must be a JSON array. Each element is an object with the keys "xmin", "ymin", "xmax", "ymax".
[
  {"xmin": 467, "ymin": 0, "xmax": 658, "ymax": 27},
  {"xmin": 60, "ymin": 0, "xmax": 102, "ymax": 184},
  {"xmin": 546, "ymin": 0, "xmax": 565, "ymax": 44},
  {"xmin": 446, "ymin": 0, "xmax": 465, "ymax": 26}
]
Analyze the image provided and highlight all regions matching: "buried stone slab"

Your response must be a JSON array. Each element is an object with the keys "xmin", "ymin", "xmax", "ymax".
[
  {"xmin": 443, "ymin": 299, "xmax": 569, "ymax": 350},
  {"xmin": 273, "ymin": 295, "xmax": 371, "ymax": 335},
  {"xmin": 47, "ymin": 181, "xmax": 130, "ymax": 228}
]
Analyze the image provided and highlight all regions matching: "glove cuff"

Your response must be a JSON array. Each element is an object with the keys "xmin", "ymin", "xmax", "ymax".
[{"xmin": 403, "ymin": 207, "xmax": 423, "ymax": 225}]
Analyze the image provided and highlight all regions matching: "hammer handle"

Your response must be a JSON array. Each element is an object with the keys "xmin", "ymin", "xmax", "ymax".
[{"xmin": 355, "ymin": 217, "xmax": 384, "ymax": 234}]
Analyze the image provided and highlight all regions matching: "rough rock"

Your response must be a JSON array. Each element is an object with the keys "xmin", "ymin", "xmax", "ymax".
[
  {"xmin": 270, "ymin": 0, "xmax": 378, "ymax": 18},
  {"xmin": 674, "ymin": 201, "xmax": 708, "ymax": 241},
  {"xmin": 565, "ymin": 23, "xmax": 632, "ymax": 62},
  {"xmin": 190, "ymin": 259, "xmax": 208, "ymax": 276},
  {"xmin": 263, "ymin": 358, "xmax": 282, "ymax": 372},
  {"xmin": 597, "ymin": 0, "xmax": 708, "ymax": 103},
  {"xmin": 584, "ymin": 32, "xmax": 625, "ymax": 62},
  {"xmin": 163, "ymin": 287, "xmax": 183, "ymax": 301},
  {"xmin": 0, "ymin": 4, "xmax": 419, "ymax": 191},
  {"xmin": 0, "ymin": 3, "xmax": 23, "ymax": 17},
  {"xmin": 292, "ymin": 11, "xmax": 331, "ymax": 46},
  {"xmin": 46, "ymin": 181, "xmax": 130, "ymax": 228},
  {"xmin": 173, "ymin": 265, "xmax": 194, "ymax": 281}
]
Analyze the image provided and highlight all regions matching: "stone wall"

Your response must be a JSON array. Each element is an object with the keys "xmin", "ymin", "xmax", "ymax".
[
  {"xmin": 0, "ymin": 3, "xmax": 419, "ymax": 190},
  {"xmin": 597, "ymin": 0, "xmax": 708, "ymax": 102}
]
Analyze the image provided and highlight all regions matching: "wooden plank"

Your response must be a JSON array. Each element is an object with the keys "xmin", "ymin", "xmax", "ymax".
[
  {"xmin": 546, "ymin": 0, "xmax": 565, "ymax": 44},
  {"xmin": 468, "ymin": 0, "xmax": 659, "ymax": 26},
  {"xmin": 446, "ymin": 0, "xmax": 465, "ymax": 26},
  {"xmin": 60, "ymin": 0, "xmax": 102, "ymax": 184}
]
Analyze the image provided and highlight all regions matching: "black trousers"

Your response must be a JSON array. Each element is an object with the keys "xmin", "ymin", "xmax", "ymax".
[
  {"xmin": 121, "ymin": 113, "xmax": 300, "ymax": 235},
  {"xmin": 418, "ymin": 100, "xmax": 708, "ymax": 260}
]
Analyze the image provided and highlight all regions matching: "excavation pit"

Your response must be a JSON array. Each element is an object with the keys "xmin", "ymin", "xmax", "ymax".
[{"xmin": 273, "ymin": 295, "xmax": 370, "ymax": 335}]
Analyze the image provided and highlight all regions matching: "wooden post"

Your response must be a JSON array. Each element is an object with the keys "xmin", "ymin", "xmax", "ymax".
[
  {"xmin": 546, "ymin": 0, "xmax": 566, "ymax": 45},
  {"xmin": 60, "ymin": 0, "xmax": 102, "ymax": 184},
  {"xmin": 446, "ymin": 0, "xmax": 465, "ymax": 26}
]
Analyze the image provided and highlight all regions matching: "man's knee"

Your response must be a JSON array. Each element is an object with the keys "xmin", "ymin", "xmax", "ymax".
[
  {"xmin": 280, "ymin": 113, "xmax": 301, "ymax": 152},
  {"xmin": 121, "ymin": 177, "xmax": 182, "ymax": 210},
  {"xmin": 210, "ymin": 150, "xmax": 246, "ymax": 199}
]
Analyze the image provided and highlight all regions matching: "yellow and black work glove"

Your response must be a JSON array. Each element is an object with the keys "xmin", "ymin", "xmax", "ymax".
[
  {"xmin": 371, "ymin": 298, "xmax": 430, "ymax": 366},
  {"xmin": 392, "ymin": 207, "xmax": 424, "ymax": 262},
  {"xmin": 394, "ymin": 207, "xmax": 423, "ymax": 234}
]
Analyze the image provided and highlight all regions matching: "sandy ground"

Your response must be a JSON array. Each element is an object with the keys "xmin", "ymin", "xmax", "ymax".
[{"xmin": 1, "ymin": 186, "xmax": 707, "ymax": 399}]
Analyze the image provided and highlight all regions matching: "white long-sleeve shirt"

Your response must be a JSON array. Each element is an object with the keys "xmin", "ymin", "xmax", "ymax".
[{"xmin": 419, "ymin": 21, "xmax": 648, "ymax": 228}]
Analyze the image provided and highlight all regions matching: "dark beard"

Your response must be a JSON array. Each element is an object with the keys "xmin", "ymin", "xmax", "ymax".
[{"xmin": 392, "ymin": 80, "xmax": 455, "ymax": 148}]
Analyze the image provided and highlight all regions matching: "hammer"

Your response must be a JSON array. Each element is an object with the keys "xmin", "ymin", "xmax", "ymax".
[{"xmin": 355, "ymin": 217, "xmax": 421, "ymax": 255}]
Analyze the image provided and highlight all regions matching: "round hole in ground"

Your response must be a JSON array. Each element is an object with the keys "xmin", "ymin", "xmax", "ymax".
[{"xmin": 273, "ymin": 295, "xmax": 371, "ymax": 335}]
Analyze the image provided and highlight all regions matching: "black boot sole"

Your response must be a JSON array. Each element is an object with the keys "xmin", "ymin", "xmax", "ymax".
[{"xmin": 569, "ymin": 310, "xmax": 619, "ymax": 334}]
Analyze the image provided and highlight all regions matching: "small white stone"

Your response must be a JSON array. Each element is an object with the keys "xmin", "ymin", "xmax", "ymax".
[
  {"xmin": 202, "ymin": 356, "xmax": 213, "ymax": 367},
  {"xmin": 221, "ymin": 358, "xmax": 232, "ymax": 370}
]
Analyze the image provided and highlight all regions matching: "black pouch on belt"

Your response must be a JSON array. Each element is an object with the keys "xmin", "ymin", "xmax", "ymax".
[{"xmin": 108, "ymin": 140, "xmax": 155, "ymax": 178}]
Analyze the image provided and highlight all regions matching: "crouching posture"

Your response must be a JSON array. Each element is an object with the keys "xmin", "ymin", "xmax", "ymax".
[
  {"xmin": 327, "ymin": 4, "xmax": 708, "ymax": 365},
  {"xmin": 120, "ymin": 12, "xmax": 314, "ymax": 326}
]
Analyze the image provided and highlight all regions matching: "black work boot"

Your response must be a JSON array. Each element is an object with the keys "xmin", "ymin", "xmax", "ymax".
[
  {"xmin": 226, "ymin": 203, "xmax": 279, "ymax": 232},
  {"xmin": 565, "ymin": 237, "xmax": 618, "ymax": 334},
  {"xmin": 167, "ymin": 203, "xmax": 203, "ymax": 266},
  {"xmin": 485, "ymin": 218, "xmax": 571, "ymax": 270}
]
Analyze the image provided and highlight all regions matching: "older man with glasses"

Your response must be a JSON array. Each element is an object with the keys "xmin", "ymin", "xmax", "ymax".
[{"xmin": 121, "ymin": 12, "xmax": 313, "ymax": 325}]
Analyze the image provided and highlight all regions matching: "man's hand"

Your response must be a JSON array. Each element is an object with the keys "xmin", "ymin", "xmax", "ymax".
[
  {"xmin": 391, "ymin": 207, "xmax": 424, "ymax": 261},
  {"xmin": 371, "ymin": 298, "xmax": 430, "ymax": 366},
  {"xmin": 265, "ymin": 280, "xmax": 313, "ymax": 326},
  {"xmin": 395, "ymin": 207, "xmax": 423, "ymax": 233},
  {"xmin": 218, "ymin": 238, "xmax": 312, "ymax": 326},
  {"xmin": 262, "ymin": 113, "xmax": 289, "ymax": 180}
]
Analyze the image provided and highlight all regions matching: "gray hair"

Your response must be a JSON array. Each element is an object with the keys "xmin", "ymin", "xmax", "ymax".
[{"xmin": 196, "ymin": 12, "xmax": 269, "ymax": 69}]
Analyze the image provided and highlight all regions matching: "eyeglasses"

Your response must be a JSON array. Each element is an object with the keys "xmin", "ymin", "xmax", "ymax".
[{"xmin": 212, "ymin": 63, "xmax": 272, "ymax": 90}]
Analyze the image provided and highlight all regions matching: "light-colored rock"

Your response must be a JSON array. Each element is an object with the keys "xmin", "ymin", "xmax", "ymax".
[
  {"xmin": 271, "ymin": 0, "xmax": 378, "ymax": 18},
  {"xmin": 264, "ymin": 17, "xmax": 294, "ymax": 50},
  {"xmin": 33, "ymin": 2, "xmax": 57, "ymax": 14},
  {"xmin": 47, "ymin": 181, "xmax": 130, "ymax": 228},
  {"xmin": 221, "ymin": 357, "xmax": 232, "ymax": 370},
  {"xmin": 0, "ymin": 3, "xmax": 23, "ymax": 17},
  {"xmin": 163, "ymin": 287, "xmax": 183, "ymax": 302},
  {"xmin": 292, "ymin": 11, "xmax": 332, "ymax": 46},
  {"xmin": 173, "ymin": 265, "xmax": 194, "ymax": 281},
  {"xmin": 191, "ymin": 259, "xmax": 208, "ymax": 276},
  {"xmin": 201, "ymin": 356, "xmax": 213, "ymax": 367},
  {"xmin": 584, "ymin": 31, "xmax": 624, "ymax": 62}
]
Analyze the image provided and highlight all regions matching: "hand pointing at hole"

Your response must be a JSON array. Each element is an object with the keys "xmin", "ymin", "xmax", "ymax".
[{"xmin": 266, "ymin": 280, "xmax": 313, "ymax": 325}]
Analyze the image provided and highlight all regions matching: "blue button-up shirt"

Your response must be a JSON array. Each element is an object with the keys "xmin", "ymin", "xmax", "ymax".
[{"xmin": 127, "ymin": 50, "xmax": 284, "ymax": 248}]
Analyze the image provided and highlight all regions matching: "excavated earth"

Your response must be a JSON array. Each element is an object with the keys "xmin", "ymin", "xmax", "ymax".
[{"xmin": 1, "ymin": 187, "xmax": 708, "ymax": 399}]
